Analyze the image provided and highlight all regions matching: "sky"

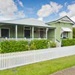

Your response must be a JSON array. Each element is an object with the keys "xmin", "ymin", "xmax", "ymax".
[{"xmin": 0, "ymin": 0, "xmax": 75, "ymax": 22}]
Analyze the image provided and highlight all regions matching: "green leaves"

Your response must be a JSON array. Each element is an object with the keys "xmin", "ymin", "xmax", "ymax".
[
  {"xmin": 0, "ymin": 40, "xmax": 56, "ymax": 53},
  {"xmin": 1, "ymin": 40, "xmax": 29, "ymax": 53},
  {"xmin": 30, "ymin": 40, "xmax": 56, "ymax": 50},
  {"xmin": 30, "ymin": 40, "xmax": 48, "ymax": 50},
  {"xmin": 62, "ymin": 39, "xmax": 75, "ymax": 46}
]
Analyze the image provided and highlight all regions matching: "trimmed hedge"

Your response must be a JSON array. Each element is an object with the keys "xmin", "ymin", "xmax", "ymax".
[
  {"xmin": 0, "ymin": 40, "xmax": 56, "ymax": 53},
  {"xmin": 0, "ymin": 42, "xmax": 1, "ymax": 53},
  {"xmin": 50, "ymin": 41, "xmax": 56, "ymax": 48},
  {"xmin": 1, "ymin": 40, "xmax": 29, "ymax": 53},
  {"xmin": 30, "ymin": 40, "xmax": 49, "ymax": 50},
  {"xmin": 62, "ymin": 39, "xmax": 75, "ymax": 46},
  {"xmin": 30, "ymin": 40, "xmax": 56, "ymax": 50}
]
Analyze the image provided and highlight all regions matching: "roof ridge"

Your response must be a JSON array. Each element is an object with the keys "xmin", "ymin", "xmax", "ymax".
[{"xmin": 47, "ymin": 15, "xmax": 75, "ymax": 24}]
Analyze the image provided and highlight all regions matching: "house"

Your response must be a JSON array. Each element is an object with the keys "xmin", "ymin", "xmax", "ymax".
[
  {"xmin": 0, "ymin": 16, "xmax": 74, "ymax": 45},
  {"xmin": 47, "ymin": 16, "xmax": 74, "ymax": 44},
  {"xmin": 0, "ymin": 18, "xmax": 55, "ymax": 41}
]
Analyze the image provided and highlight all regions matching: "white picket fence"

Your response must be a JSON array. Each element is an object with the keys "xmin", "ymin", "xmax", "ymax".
[{"xmin": 0, "ymin": 46, "xmax": 75, "ymax": 70}]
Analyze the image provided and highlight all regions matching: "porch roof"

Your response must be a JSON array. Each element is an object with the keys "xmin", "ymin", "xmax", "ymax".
[{"xmin": 0, "ymin": 18, "xmax": 55, "ymax": 28}]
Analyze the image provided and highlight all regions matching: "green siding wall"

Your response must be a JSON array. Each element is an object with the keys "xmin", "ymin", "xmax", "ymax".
[
  {"xmin": 48, "ymin": 22, "xmax": 73, "ymax": 42},
  {"xmin": 17, "ymin": 25, "xmax": 24, "ymax": 38},
  {"xmin": 60, "ymin": 23, "xmax": 73, "ymax": 39},
  {"xmin": 48, "ymin": 29, "xmax": 55, "ymax": 41}
]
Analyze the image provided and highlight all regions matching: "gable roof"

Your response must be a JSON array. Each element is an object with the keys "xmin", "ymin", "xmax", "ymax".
[
  {"xmin": 0, "ymin": 18, "xmax": 52, "ymax": 28},
  {"xmin": 47, "ymin": 16, "xmax": 75, "ymax": 25}
]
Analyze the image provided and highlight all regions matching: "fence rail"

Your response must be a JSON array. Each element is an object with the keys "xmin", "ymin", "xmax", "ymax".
[
  {"xmin": 0, "ymin": 46, "xmax": 75, "ymax": 70},
  {"xmin": 0, "ymin": 38, "xmax": 47, "ymax": 41}
]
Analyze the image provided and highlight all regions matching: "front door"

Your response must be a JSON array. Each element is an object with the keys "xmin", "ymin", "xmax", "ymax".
[
  {"xmin": 1, "ymin": 29, "xmax": 9, "ymax": 38},
  {"xmin": 24, "ymin": 30, "xmax": 30, "ymax": 38},
  {"xmin": 40, "ymin": 31, "xmax": 44, "ymax": 38}
]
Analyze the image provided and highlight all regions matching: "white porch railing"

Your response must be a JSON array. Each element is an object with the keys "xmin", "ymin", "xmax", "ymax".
[
  {"xmin": 0, "ymin": 38, "xmax": 47, "ymax": 42},
  {"xmin": 0, "ymin": 46, "xmax": 75, "ymax": 70}
]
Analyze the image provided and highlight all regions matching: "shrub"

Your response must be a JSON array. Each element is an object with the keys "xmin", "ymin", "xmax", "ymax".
[
  {"xmin": 0, "ymin": 39, "xmax": 56, "ymax": 53},
  {"xmin": 30, "ymin": 40, "xmax": 56, "ymax": 49},
  {"xmin": 30, "ymin": 43, "xmax": 37, "ymax": 50},
  {"xmin": 30, "ymin": 40, "xmax": 49, "ymax": 49},
  {"xmin": 73, "ymin": 28, "xmax": 75, "ymax": 38},
  {"xmin": 1, "ymin": 40, "xmax": 29, "ymax": 53},
  {"xmin": 62, "ymin": 39, "xmax": 75, "ymax": 46},
  {"xmin": 0, "ymin": 42, "xmax": 1, "ymax": 53},
  {"xmin": 50, "ymin": 41, "xmax": 56, "ymax": 48}
]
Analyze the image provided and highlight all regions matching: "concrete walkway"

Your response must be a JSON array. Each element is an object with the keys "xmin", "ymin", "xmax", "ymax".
[{"xmin": 51, "ymin": 66, "xmax": 75, "ymax": 75}]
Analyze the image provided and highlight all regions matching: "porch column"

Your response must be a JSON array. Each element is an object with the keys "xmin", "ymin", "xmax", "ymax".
[
  {"xmin": 46, "ymin": 28, "xmax": 48, "ymax": 39},
  {"xmin": 32, "ymin": 27, "xmax": 34, "ymax": 39},
  {"xmin": 15, "ymin": 25, "xmax": 18, "ymax": 40},
  {"xmin": 54, "ymin": 28, "xmax": 56, "ymax": 42}
]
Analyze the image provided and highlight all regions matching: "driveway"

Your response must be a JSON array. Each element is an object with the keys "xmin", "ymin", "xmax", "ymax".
[{"xmin": 51, "ymin": 66, "xmax": 75, "ymax": 75}]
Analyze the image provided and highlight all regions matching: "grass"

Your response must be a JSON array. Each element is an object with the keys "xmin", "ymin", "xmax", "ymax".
[{"xmin": 0, "ymin": 55, "xmax": 75, "ymax": 75}]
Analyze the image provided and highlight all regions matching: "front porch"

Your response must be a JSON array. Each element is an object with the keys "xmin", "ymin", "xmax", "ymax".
[{"xmin": 0, "ymin": 24, "xmax": 56, "ymax": 41}]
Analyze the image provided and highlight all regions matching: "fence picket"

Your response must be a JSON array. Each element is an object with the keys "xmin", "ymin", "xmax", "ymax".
[{"xmin": 0, "ymin": 46, "xmax": 75, "ymax": 70}]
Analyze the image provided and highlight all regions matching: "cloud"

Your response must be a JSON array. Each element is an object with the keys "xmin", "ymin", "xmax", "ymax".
[
  {"xmin": 0, "ymin": 0, "xmax": 18, "ymax": 15},
  {"xmin": 67, "ymin": 4, "xmax": 75, "ymax": 17},
  {"xmin": 26, "ymin": 8, "xmax": 34, "ymax": 14},
  {"xmin": 0, "ymin": 0, "xmax": 25, "ymax": 20},
  {"xmin": 37, "ymin": 1, "xmax": 62, "ymax": 18},
  {"xmin": 71, "ymin": 16, "xmax": 75, "ymax": 22},
  {"xmin": 15, "ymin": 11, "xmax": 25, "ymax": 18},
  {"xmin": 59, "ymin": 3, "xmax": 75, "ymax": 18},
  {"xmin": 17, "ymin": 0, "xmax": 24, "ymax": 7},
  {"xmin": 37, "ymin": 4, "xmax": 52, "ymax": 17},
  {"xmin": 64, "ymin": 2, "xmax": 68, "ymax": 6},
  {"xmin": 59, "ymin": 11, "xmax": 67, "ymax": 17},
  {"xmin": 0, "ymin": 16, "xmax": 12, "ymax": 21},
  {"xmin": 38, "ymin": 17, "xmax": 43, "ymax": 21}
]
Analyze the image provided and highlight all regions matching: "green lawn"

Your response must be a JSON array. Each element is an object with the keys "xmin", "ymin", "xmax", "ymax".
[{"xmin": 0, "ymin": 55, "xmax": 75, "ymax": 75}]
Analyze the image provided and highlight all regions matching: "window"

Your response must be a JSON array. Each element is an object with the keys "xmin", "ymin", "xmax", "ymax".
[
  {"xmin": 61, "ymin": 32, "xmax": 68, "ymax": 39},
  {"xmin": 1, "ymin": 29, "xmax": 9, "ymax": 38}
]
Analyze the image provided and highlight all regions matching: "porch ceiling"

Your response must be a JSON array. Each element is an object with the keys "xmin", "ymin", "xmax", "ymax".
[{"xmin": 0, "ymin": 18, "xmax": 55, "ymax": 29}]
